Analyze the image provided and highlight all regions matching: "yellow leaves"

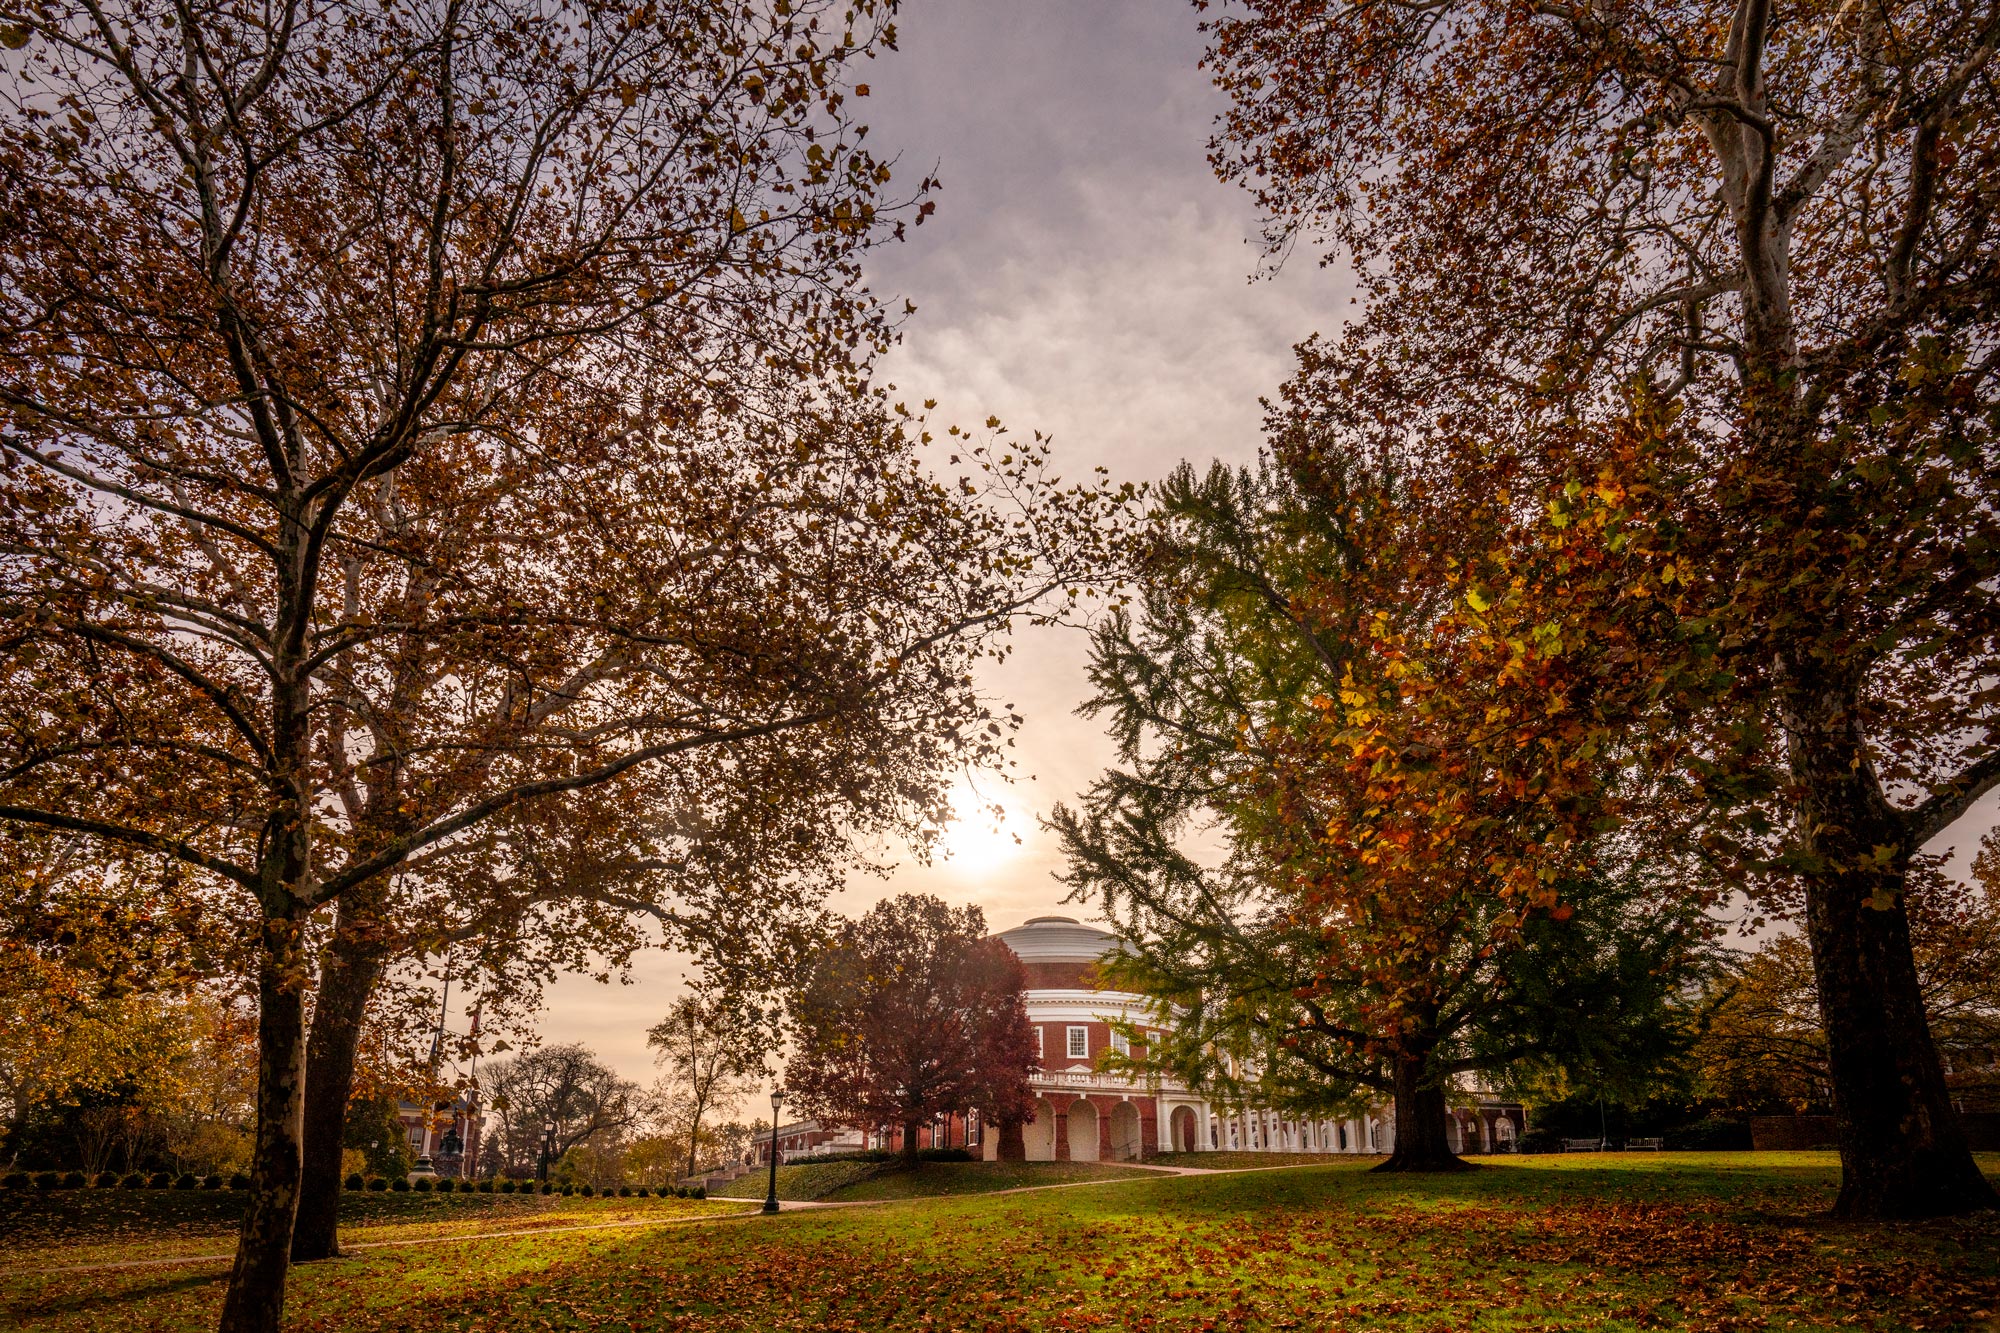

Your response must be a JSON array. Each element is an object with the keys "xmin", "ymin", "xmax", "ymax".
[{"xmin": 1464, "ymin": 586, "xmax": 1491, "ymax": 612}]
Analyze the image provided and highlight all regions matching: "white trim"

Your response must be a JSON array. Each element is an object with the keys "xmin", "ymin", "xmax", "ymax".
[{"xmin": 1066, "ymin": 1025, "xmax": 1090, "ymax": 1059}]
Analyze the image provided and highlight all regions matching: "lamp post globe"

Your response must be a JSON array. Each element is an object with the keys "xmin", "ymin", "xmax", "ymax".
[{"xmin": 762, "ymin": 1087, "xmax": 786, "ymax": 1215}]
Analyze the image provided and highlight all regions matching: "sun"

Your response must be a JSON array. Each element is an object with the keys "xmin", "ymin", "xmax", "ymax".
[{"xmin": 934, "ymin": 782, "xmax": 1030, "ymax": 873}]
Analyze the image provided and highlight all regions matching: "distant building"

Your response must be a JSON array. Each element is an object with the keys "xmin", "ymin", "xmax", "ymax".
[
  {"xmin": 755, "ymin": 913, "xmax": 1524, "ymax": 1165},
  {"xmin": 992, "ymin": 915, "xmax": 1523, "ymax": 1161},
  {"xmin": 394, "ymin": 1092, "xmax": 484, "ymax": 1178}
]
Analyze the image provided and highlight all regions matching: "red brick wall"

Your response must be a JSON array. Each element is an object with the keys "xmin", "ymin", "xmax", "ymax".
[{"xmin": 1032, "ymin": 1019, "xmax": 1152, "ymax": 1067}]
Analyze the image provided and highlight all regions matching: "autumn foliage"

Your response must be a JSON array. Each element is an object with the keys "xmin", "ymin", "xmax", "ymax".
[{"xmin": 785, "ymin": 894, "xmax": 1037, "ymax": 1166}]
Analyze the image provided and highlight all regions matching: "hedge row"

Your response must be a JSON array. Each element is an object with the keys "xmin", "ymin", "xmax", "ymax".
[
  {"xmin": 0, "ymin": 1170, "xmax": 708, "ymax": 1199},
  {"xmin": 340, "ymin": 1175, "xmax": 705, "ymax": 1199},
  {"xmin": 0, "ymin": 1171, "xmax": 249, "ymax": 1190}
]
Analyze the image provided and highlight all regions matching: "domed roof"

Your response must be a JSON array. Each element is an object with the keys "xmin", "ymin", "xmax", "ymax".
[{"xmin": 995, "ymin": 915, "xmax": 1128, "ymax": 963}]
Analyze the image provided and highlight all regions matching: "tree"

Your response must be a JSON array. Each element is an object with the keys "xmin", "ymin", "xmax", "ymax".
[
  {"xmin": 1697, "ymin": 857, "xmax": 2000, "ymax": 1115},
  {"xmin": 483, "ymin": 1044, "xmax": 640, "ymax": 1180},
  {"xmin": 1057, "ymin": 461, "xmax": 1710, "ymax": 1169},
  {"xmin": 0, "ymin": 0, "xmax": 1128, "ymax": 1322},
  {"xmin": 1200, "ymin": 0, "xmax": 2000, "ymax": 1216},
  {"xmin": 786, "ymin": 894, "xmax": 1037, "ymax": 1167},
  {"xmin": 647, "ymin": 994, "xmax": 767, "ymax": 1181}
]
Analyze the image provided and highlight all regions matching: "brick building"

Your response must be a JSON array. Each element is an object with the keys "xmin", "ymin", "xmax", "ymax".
[
  {"xmin": 753, "ymin": 914, "xmax": 1524, "ymax": 1165},
  {"xmin": 990, "ymin": 915, "xmax": 1524, "ymax": 1161}
]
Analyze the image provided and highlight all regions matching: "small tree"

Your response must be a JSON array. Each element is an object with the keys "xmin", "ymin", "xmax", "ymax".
[
  {"xmin": 786, "ymin": 895, "xmax": 1036, "ymax": 1167},
  {"xmin": 646, "ymin": 994, "xmax": 767, "ymax": 1181}
]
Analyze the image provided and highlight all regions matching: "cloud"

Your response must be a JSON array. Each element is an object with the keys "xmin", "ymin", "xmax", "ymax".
[{"xmin": 535, "ymin": 0, "xmax": 1353, "ymax": 1079}]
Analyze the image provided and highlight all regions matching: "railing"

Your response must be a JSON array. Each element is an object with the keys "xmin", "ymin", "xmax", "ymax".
[{"xmin": 1030, "ymin": 1070, "xmax": 1189, "ymax": 1094}]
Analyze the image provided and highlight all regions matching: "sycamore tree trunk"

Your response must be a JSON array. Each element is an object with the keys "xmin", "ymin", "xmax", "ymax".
[
  {"xmin": 218, "ymin": 891, "xmax": 314, "ymax": 1333},
  {"xmin": 1782, "ymin": 671, "xmax": 1998, "ymax": 1217},
  {"xmin": 292, "ymin": 897, "xmax": 389, "ymax": 1262},
  {"xmin": 1373, "ymin": 1049, "xmax": 1467, "ymax": 1174},
  {"xmin": 900, "ymin": 1117, "xmax": 922, "ymax": 1168}
]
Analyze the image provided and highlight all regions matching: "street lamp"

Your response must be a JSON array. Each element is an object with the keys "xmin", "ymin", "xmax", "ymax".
[
  {"xmin": 538, "ymin": 1120, "xmax": 556, "ymax": 1184},
  {"xmin": 762, "ymin": 1086, "xmax": 785, "ymax": 1215}
]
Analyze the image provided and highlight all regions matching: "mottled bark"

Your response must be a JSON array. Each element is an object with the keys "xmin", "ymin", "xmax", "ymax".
[
  {"xmin": 217, "ymin": 895, "xmax": 313, "ymax": 1333},
  {"xmin": 1783, "ymin": 672, "xmax": 1998, "ymax": 1217},
  {"xmin": 292, "ymin": 895, "xmax": 388, "ymax": 1262},
  {"xmin": 900, "ymin": 1117, "xmax": 922, "ymax": 1167}
]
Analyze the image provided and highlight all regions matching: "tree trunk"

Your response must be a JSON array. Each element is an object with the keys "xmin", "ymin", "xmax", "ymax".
[
  {"xmin": 292, "ymin": 902, "xmax": 387, "ymax": 1262},
  {"xmin": 1784, "ymin": 675, "xmax": 1998, "ymax": 1217},
  {"xmin": 997, "ymin": 1119, "xmax": 1025, "ymax": 1162},
  {"xmin": 900, "ymin": 1117, "xmax": 922, "ymax": 1168},
  {"xmin": 218, "ymin": 898, "xmax": 313, "ymax": 1333},
  {"xmin": 1372, "ymin": 1050, "xmax": 1467, "ymax": 1174}
]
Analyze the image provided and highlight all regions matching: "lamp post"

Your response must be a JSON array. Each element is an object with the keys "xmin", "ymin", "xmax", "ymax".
[
  {"xmin": 538, "ymin": 1121, "xmax": 556, "ymax": 1184},
  {"xmin": 762, "ymin": 1087, "xmax": 785, "ymax": 1215}
]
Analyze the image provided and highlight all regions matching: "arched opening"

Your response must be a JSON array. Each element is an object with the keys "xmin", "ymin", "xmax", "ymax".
[
  {"xmin": 1024, "ymin": 1098, "xmax": 1057, "ymax": 1161},
  {"xmin": 1108, "ymin": 1101, "xmax": 1142, "ymax": 1161},
  {"xmin": 1171, "ymin": 1106, "xmax": 1198, "ymax": 1154},
  {"xmin": 1067, "ymin": 1099, "xmax": 1100, "ymax": 1162}
]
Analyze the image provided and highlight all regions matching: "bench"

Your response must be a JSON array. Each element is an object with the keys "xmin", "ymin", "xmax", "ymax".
[
  {"xmin": 1563, "ymin": 1137, "xmax": 1604, "ymax": 1152},
  {"xmin": 1626, "ymin": 1137, "xmax": 1663, "ymax": 1151}
]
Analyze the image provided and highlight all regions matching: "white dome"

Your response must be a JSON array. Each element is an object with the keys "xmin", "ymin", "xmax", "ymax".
[{"xmin": 996, "ymin": 915, "xmax": 1127, "ymax": 963}]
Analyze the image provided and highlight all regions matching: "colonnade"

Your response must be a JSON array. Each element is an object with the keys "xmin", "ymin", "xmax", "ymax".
[{"xmin": 1208, "ymin": 1108, "xmax": 1387, "ymax": 1154}]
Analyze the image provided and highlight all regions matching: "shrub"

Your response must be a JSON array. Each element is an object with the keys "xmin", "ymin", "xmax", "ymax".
[
  {"xmin": 93, "ymin": 1172, "xmax": 120, "ymax": 1188},
  {"xmin": 228, "ymin": 1173, "xmax": 251, "ymax": 1190},
  {"xmin": 148, "ymin": 1172, "xmax": 173, "ymax": 1189},
  {"xmin": 121, "ymin": 1172, "xmax": 147, "ymax": 1189},
  {"xmin": 560, "ymin": 1184, "xmax": 573, "ymax": 1196},
  {"xmin": 391, "ymin": 1176, "xmax": 410, "ymax": 1191},
  {"xmin": 617, "ymin": 1185, "xmax": 631, "ymax": 1197},
  {"xmin": 62, "ymin": 1171, "xmax": 87, "ymax": 1188},
  {"xmin": 498, "ymin": 1179, "xmax": 515, "ymax": 1194},
  {"xmin": 203, "ymin": 1174, "xmax": 223, "ymax": 1190},
  {"xmin": 32, "ymin": 1171, "xmax": 60, "ymax": 1190},
  {"xmin": 540, "ymin": 1182, "xmax": 553, "ymax": 1195},
  {"xmin": 477, "ymin": 1179, "xmax": 494, "ymax": 1193},
  {"xmin": 173, "ymin": 1173, "xmax": 199, "ymax": 1190},
  {"xmin": 412, "ymin": 1176, "xmax": 433, "ymax": 1192},
  {"xmin": 691, "ymin": 1185, "xmax": 705, "ymax": 1200},
  {"xmin": 345, "ymin": 1173, "xmax": 366, "ymax": 1191},
  {"xmin": 366, "ymin": 1177, "xmax": 388, "ymax": 1191},
  {"xmin": 917, "ymin": 1146, "xmax": 974, "ymax": 1163},
  {"xmin": 0, "ymin": 1172, "xmax": 27, "ymax": 1189},
  {"xmin": 1664, "ymin": 1117, "xmax": 1753, "ymax": 1151},
  {"xmin": 671, "ymin": 1185, "xmax": 687, "ymax": 1198},
  {"xmin": 578, "ymin": 1184, "xmax": 593, "ymax": 1197},
  {"xmin": 633, "ymin": 1187, "xmax": 649, "ymax": 1198}
]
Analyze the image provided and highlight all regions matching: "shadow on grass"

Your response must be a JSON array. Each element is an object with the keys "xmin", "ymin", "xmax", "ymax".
[{"xmin": 4, "ymin": 1267, "xmax": 223, "ymax": 1323}]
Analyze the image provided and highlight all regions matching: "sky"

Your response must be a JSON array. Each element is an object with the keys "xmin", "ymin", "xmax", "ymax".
[{"xmin": 535, "ymin": 0, "xmax": 1350, "ymax": 1083}]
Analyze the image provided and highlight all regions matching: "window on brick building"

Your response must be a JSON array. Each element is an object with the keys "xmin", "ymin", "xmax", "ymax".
[
  {"xmin": 1110, "ymin": 1030, "xmax": 1130, "ymax": 1057},
  {"xmin": 1067, "ymin": 1026, "xmax": 1089, "ymax": 1059},
  {"xmin": 1035, "ymin": 1026, "xmax": 1044, "ymax": 1058}
]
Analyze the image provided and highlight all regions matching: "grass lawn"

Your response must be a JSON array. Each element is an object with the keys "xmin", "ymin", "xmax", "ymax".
[
  {"xmin": 823, "ymin": 1159, "xmax": 1155, "ymax": 1201},
  {"xmin": 708, "ymin": 1159, "xmax": 885, "ymax": 1201},
  {"xmin": 4, "ymin": 1153, "xmax": 1997, "ymax": 1331},
  {"xmin": 0, "ymin": 1187, "xmax": 746, "ymax": 1271}
]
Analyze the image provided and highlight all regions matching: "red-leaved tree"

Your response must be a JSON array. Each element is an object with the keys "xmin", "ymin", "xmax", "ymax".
[{"xmin": 786, "ymin": 894, "xmax": 1037, "ymax": 1166}]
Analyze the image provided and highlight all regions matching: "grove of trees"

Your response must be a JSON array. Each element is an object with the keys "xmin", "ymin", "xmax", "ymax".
[
  {"xmin": 1134, "ymin": 0, "xmax": 2000, "ymax": 1216},
  {"xmin": 0, "ymin": 0, "xmax": 1126, "ymax": 1327}
]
